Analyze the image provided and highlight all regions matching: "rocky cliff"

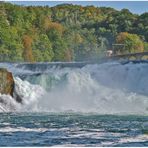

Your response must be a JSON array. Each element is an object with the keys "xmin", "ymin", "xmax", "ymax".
[{"xmin": 0, "ymin": 68, "xmax": 14, "ymax": 97}]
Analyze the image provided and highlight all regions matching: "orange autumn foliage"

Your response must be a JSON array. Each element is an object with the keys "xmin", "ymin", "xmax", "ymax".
[{"xmin": 22, "ymin": 35, "xmax": 34, "ymax": 62}]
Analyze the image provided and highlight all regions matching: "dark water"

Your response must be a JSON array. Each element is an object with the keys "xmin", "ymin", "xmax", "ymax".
[{"xmin": 0, "ymin": 113, "xmax": 147, "ymax": 146}]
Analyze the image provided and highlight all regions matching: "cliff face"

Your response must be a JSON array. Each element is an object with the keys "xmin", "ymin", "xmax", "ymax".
[{"xmin": 0, "ymin": 68, "xmax": 14, "ymax": 97}]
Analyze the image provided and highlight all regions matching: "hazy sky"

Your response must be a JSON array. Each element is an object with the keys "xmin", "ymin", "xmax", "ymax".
[{"xmin": 10, "ymin": 1, "xmax": 148, "ymax": 14}]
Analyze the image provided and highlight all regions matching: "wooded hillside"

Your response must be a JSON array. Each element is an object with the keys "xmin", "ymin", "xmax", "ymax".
[{"xmin": 0, "ymin": 2, "xmax": 148, "ymax": 62}]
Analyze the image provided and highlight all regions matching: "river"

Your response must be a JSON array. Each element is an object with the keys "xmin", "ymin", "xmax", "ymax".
[{"xmin": 0, "ymin": 61, "xmax": 147, "ymax": 146}]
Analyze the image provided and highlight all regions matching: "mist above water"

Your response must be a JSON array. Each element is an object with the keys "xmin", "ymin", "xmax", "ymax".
[{"xmin": 0, "ymin": 62, "xmax": 148, "ymax": 114}]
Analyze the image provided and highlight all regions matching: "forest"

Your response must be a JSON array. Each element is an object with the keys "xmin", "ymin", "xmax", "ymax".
[{"xmin": 0, "ymin": 2, "xmax": 148, "ymax": 62}]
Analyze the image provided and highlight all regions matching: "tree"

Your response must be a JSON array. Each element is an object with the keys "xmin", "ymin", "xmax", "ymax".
[
  {"xmin": 116, "ymin": 32, "xmax": 144, "ymax": 54},
  {"xmin": 135, "ymin": 13, "xmax": 148, "ymax": 42},
  {"xmin": 144, "ymin": 42, "xmax": 148, "ymax": 51},
  {"xmin": 22, "ymin": 35, "xmax": 34, "ymax": 62},
  {"xmin": 0, "ymin": 2, "xmax": 147, "ymax": 62},
  {"xmin": 33, "ymin": 34, "xmax": 54, "ymax": 61}
]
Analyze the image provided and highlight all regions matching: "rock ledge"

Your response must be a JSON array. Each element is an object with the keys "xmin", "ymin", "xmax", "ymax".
[{"xmin": 0, "ymin": 68, "xmax": 14, "ymax": 97}]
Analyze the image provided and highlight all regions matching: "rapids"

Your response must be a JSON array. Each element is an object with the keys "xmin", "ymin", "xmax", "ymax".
[{"xmin": 0, "ymin": 61, "xmax": 148, "ymax": 114}]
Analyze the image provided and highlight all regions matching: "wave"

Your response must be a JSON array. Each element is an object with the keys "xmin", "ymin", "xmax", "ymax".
[{"xmin": 0, "ymin": 126, "xmax": 48, "ymax": 133}]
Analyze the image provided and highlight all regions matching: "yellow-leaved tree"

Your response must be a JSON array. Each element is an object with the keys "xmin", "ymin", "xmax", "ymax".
[{"xmin": 116, "ymin": 32, "xmax": 144, "ymax": 54}]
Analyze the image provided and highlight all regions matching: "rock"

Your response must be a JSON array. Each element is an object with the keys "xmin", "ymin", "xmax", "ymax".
[{"xmin": 0, "ymin": 68, "xmax": 14, "ymax": 97}]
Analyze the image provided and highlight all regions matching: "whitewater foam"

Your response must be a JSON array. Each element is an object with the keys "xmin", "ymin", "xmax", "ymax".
[
  {"xmin": 0, "ymin": 62, "xmax": 148, "ymax": 114},
  {"xmin": 0, "ymin": 126, "xmax": 48, "ymax": 133},
  {"xmin": 0, "ymin": 94, "xmax": 21, "ymax": 112}
]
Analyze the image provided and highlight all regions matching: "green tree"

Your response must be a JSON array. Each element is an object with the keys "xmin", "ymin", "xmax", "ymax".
[
  {"xmin": 0, "ymin": 2, "xmax": 147, "ymax": 62},
  {"xmin": 116, "ymin": 32, "xmax": 144, "ymax": 54},
  {"xmin": 33, "ymin": 34, "xmax": 54, "ymax": 61}
]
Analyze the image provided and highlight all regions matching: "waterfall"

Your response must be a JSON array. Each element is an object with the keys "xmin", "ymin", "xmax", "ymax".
[{"xmin": 0, "ymin": 62, "xmax": 148, "ymax": 114}]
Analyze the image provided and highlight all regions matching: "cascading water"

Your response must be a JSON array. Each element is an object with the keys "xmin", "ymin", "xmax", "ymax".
[{"xmin": 0, "ymin": 62, "xmax": 148, "ymax": 114}]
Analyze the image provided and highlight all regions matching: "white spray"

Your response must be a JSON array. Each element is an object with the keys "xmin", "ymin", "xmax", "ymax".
[{"xmin": 0, "ymin": 62, "xmax": 148, "ymax": 114}]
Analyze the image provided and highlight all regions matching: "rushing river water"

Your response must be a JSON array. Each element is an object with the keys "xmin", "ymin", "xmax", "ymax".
[
  {"xmin": 0, "ymin": 61, "xmax": 148, "ymax": 146},
  {"xmin": 0, "ymin": 113, "xmax": 148, "ymax": 146}
]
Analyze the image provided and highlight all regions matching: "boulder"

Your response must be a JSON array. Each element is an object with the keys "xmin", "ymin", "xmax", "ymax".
[{"xmin": 0, "ymin": 68, "xmax": 14, "ymax": 97}]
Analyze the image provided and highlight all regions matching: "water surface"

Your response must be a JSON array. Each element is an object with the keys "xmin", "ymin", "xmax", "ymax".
[{"xmin": 0, "ymin": 113, "xmax": 147, "ymax": 146}]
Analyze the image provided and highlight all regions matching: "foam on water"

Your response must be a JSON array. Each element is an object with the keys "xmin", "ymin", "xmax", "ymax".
[
  {"xmin": 0, "ymin": 112, "xmax": 147, "ymax": 146},
  {"xmin": 14, "ymin": 77, "xmax": 45, "ymax": 112},
  {"xmin": 0, "ymin": 126, "xmax": 48, "ymax": 133},
  {"xmin": 0, "ymin": 62, "xmax": 148, "ymax": 114},
  {"xmin": 0, "ymin": 94, "xmax": 21, "ymax": 112}
]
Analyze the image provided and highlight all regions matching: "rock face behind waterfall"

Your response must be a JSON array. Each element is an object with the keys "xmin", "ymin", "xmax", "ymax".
[{"xmin": 0, "ymin": 68, "xmax": 14, "ymax": 97}]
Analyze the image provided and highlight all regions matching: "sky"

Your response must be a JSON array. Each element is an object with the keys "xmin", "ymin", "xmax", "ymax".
[{"xmin": 9, "ymin": 1, "xmax": 148, "ymax": 14}]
